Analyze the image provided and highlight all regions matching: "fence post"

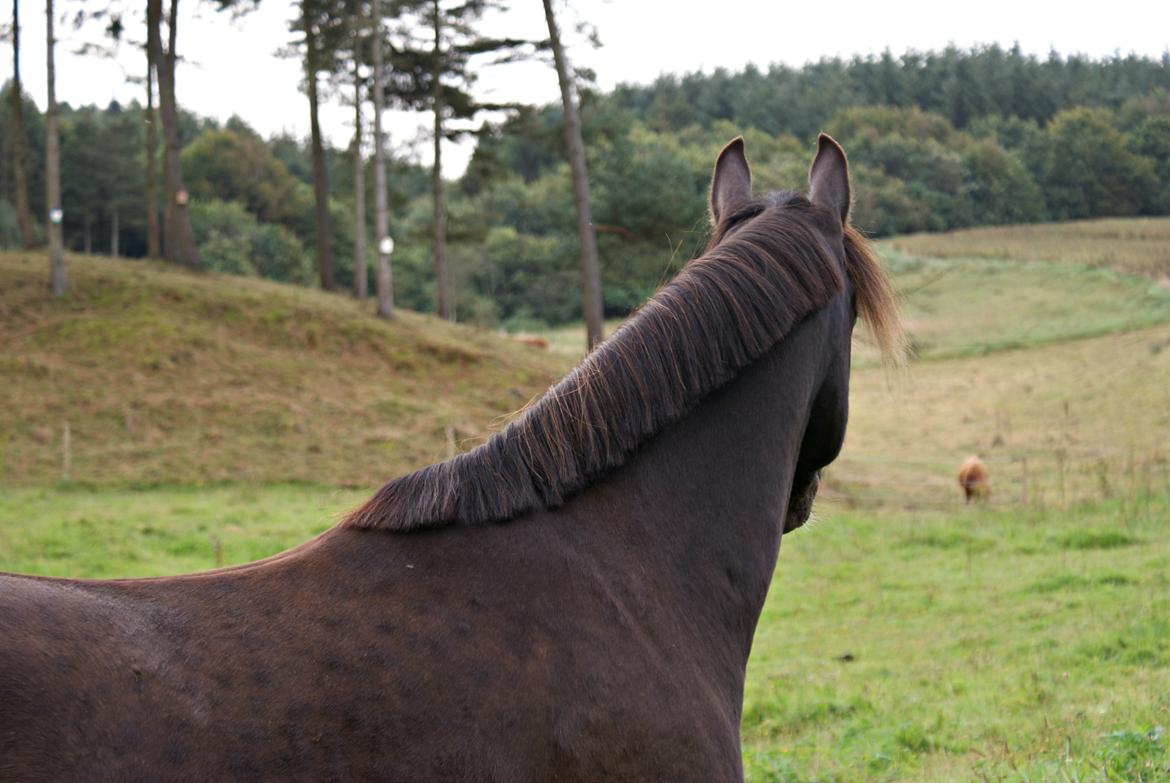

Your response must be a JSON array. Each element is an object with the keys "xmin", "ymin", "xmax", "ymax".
[{"xmin": 62, "ymin": 422, "xmax": 72, "ymax": 482}]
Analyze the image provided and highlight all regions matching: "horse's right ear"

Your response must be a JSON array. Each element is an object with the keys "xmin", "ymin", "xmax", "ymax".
[
  {"xmin": 808, "ymin": 133, "xmax": 851, "ymax": 224},
  {"xmin": 709, "ymin": 137, "xmax": 752, "ymax": 227}
]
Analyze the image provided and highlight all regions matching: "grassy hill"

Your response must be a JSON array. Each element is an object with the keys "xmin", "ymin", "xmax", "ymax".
[{"xmin": 0, "ymin": 251, "xmax": 569, "ymax": 488}]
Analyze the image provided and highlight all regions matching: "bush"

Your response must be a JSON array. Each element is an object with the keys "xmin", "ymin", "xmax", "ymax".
[{"xmin": 189, "ymin": 199, "xmax": 313, "ymax": 284}]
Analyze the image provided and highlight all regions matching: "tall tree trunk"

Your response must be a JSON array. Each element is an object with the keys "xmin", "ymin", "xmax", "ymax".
[
  {"xmin": 303, "ymin": 10, "xmax": 337, "ymax": 291},
  {"xmin": 371, "ymin": 0, "xmax": 394, "ymax": 319},
  {"xmin": 144, "ymin": 47, "xmax": 161, "ymax": 258},
  {"xmin": 430, "ymin": 0, "xmax": 449, "ymax": 320},
  {"xmin": 45, "ymin": 0, "xmax": 67, "ymax": 294},
  {"xmin": 543, "ymin": 0, "xmax": 602, "ymax": 349},
  {"xmin": 110, "ymin": 209, "xmax": 120, "ymax": 257},
  {"xmin": 352, "ymin": 38, "xmax": 367, "ymax": 300},
  {"xmin": 9, "ymin": 0, "xmax": 36, "ymax": 248},
  {"xmin": 148, "ymin": 0, "xmax": 198, "ymax": 268}
]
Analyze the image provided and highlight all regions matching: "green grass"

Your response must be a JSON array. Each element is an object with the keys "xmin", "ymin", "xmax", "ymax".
[
  {"xmin": 2, "ymin": 486, "xmax": 1166, "ymax": 781},
  {"xmin": 0, "ymin": 483, "xmax": 364, "ymax": 577},
  {"xmin": 741, "ymin": 495, "xmax": 1170, "ymax": 782}
]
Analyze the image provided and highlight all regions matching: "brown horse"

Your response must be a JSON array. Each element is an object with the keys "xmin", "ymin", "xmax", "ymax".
[
  {"xmin": 958, "ymin": 455, "xmax": 991, "ymax": 503},
  {"xmin": 0, "ymin": 135, "xmax": 901, "ymax": 782}
]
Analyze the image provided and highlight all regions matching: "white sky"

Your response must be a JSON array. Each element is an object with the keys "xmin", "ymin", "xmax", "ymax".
[{"xmin": 4, "ymin": 0, "xmax": 1169, "ymax": 175}]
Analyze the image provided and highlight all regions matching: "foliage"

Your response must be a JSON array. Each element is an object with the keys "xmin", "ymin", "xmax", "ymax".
[
  {"xmin": 181, "ymin": 127, "xmax": 315, "ymax": 239},
  {"xmin": 189, "ymin": 199, "xmax": 314, "ymax": 283},
  {"xmin": 1041, "ymin": 107, "xmax": 1159, "ymax": 219},
  {"xmin": 609, "ymin": 45, "xmax": 1170, "ymax": 136}
]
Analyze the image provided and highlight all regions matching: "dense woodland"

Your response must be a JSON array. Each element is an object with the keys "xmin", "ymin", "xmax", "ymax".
[{"xmin": 3, "ymin": 39, "xmax": 1170, "ymax": 329}]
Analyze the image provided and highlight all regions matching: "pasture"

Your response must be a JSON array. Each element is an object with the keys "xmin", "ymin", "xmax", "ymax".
[
  {"xmin": 887, "ymin": 217, "xmax": 1170, "ymax": 282},
  {"xmin": 2, "ymin": 217, "xmax": 1170, "ymax": 781}
]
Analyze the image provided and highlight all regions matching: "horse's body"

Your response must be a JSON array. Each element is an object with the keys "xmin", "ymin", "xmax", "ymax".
[
  {"xmin": 958, "ymin": 455, "xmax": 990, "ymax": 503},
  {"xmin": 1, "ymin": 136, "xmax": 899, "ymax": 781}
]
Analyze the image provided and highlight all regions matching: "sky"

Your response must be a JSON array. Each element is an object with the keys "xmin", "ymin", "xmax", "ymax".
[{"xmin": 4, "ymin": 0, "xmax": 1169, "ymax": 175}]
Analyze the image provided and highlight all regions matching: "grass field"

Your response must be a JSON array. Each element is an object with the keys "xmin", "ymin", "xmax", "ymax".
[
  {"xmin": 887, "ymin": 216, "xmax": 1170, "ymax": 282},
  {"xmin": 859, "ymin": 252, "xmax": 1170, "ymax": 363},
  {"xmin": 742, "ymin": 495, "xmax": 1170, "ymax": 782},
  {"xmin": 836, "ymin": 322, "xmax": 1170, "ymax": 510},
  {"xmin": 3, "ymin": 219, "xmax": 1170, "ymax": 782}
]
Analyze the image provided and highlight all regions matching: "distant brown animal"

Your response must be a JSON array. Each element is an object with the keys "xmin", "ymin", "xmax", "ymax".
[
  {"xmin": 513, "ymin": 335, "xmax": 549, "ymax": 350},
  {"xmin": 958, "ymin": 456, "xmax": 991, "ymax": 503}
]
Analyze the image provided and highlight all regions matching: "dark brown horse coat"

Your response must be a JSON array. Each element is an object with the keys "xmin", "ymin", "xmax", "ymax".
[{"xmin": 0, "ymin": 136, "xmax": 900, "ymax": 782}]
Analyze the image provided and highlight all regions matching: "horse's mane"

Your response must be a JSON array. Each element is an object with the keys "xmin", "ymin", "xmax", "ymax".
[{"xmin": 344, "ymin": 193, "xmax": 901, "ymax": 532}]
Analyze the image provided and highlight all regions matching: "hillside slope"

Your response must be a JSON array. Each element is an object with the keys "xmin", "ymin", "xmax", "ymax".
[
  {"xmin": 0, "ymin": 252, "xmax": 570, "ymax": 487},
  {"xmin": 886, "ymin": 216, "xmax": 1170, "ymax": 281}
]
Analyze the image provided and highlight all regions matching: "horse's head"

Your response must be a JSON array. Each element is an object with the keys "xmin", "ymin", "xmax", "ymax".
[{"xmin": 705, "ymin": 134, "xmax": 901, "ymax": 534}]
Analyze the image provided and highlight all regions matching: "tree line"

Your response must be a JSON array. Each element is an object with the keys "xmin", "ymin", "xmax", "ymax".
[
  {"xmin": 2, "ymin": 0, "xmax": 606, "ymax": 342},
  {"xmin": 3, "ymin": 22, "xmax": 1170, "ymax": 335}
]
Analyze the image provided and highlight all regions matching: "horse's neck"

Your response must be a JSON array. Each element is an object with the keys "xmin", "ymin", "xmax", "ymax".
[{"xmin": 565, "ymin": 308, "xmax": 830, "ymax": 666}]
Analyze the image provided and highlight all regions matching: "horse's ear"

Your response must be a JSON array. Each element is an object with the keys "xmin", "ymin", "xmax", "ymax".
[
  {"xmin": 808, "ymin": 133, "xmax": 851, "ymax": 224},
  {"xmin": 709, "ymin": 137, "xmax": 752, "ymax": 227}
]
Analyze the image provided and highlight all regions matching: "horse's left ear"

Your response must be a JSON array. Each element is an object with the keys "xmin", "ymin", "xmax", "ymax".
[
  {"xmin": 709, "ymin": 137, "xmax": 753, "ymax": 227},
  {"xmin": 808, "ymin": 133, "xmax": 851, "ymax": 224}
]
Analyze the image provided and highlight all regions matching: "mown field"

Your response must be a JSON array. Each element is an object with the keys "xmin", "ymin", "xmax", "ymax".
[
  {"xmin": 3, "ymin": 218, "xmax": 1170, "ymax": 781},
  {"xmin": 887, "ymin": 216, "xmax": 1170, "ymax": 282}
]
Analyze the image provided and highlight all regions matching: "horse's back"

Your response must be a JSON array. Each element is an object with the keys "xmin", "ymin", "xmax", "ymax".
[{"xmin": 1, "ymin": 519, "xmax": 742, "ymax": 781}]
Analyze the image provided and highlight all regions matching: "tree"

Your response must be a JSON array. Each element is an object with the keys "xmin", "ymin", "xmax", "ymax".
[
  {"xmin": 45, "ymin": 0, "xmax": 67, "ymax": 294},
  {"xmin": 543, "ymin": 0, "xmax": 602, "ymax": 348},
  {"xmin": 8, "ymin": 0, "xmax": 36, "ymax": 248},
  {"xmin": 60, "ymin": 109, "xmax": 105, "ymax": 252},
  {"xmin": 370, "ymin": 0, "xmax": 394, "ymax": 318},
  {"xmin": 351, "ymin": 29, "xmax": 368, "ymax": 299},
  {"xmin": 189, "ymin": 199, "xmax": 314, "ymax": 283},
  {"xmin": 297, "ymin": 0, "xmax": 340, "ymax": 290},
  {"xmin": 1041, "ymin": 107, "xmax": 1158, "ymax": 219},
  {"xmin": 144, "ymin": 44, "xmax": 160, "ymax": 257},
  {"xmin": 428, "ymin": 0, "xmax": 449, "ymax": 319},
  {"xmin": 180, "ymin": 127, "xmax": 314, "ymax": 235},
  {"xmin": 146, "ymin": 0, "xmax": 199, "ymax": 266},
  {"xmin": 384, "ymin": 0, "xmax": 536, "ymax": 320}
]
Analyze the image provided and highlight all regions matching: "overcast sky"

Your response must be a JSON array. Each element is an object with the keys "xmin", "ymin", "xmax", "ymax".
[{"xmin": 5, "ymin": 0, "xmax": 1169, "ymax": 174}]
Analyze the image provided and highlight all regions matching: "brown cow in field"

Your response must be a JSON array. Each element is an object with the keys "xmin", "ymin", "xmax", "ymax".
[
  {"xmin": 513, "ymin": 335, "xmax": 549, "ymax": 350},
  {"xmin": 958, "ymin": 455, "xmax": 990, "ymax": 503}
]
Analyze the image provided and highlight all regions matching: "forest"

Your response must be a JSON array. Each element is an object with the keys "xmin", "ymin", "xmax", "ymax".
[{"xmin": 3, "ymin": 35, "xmax": 1170, "ymax": 329}]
